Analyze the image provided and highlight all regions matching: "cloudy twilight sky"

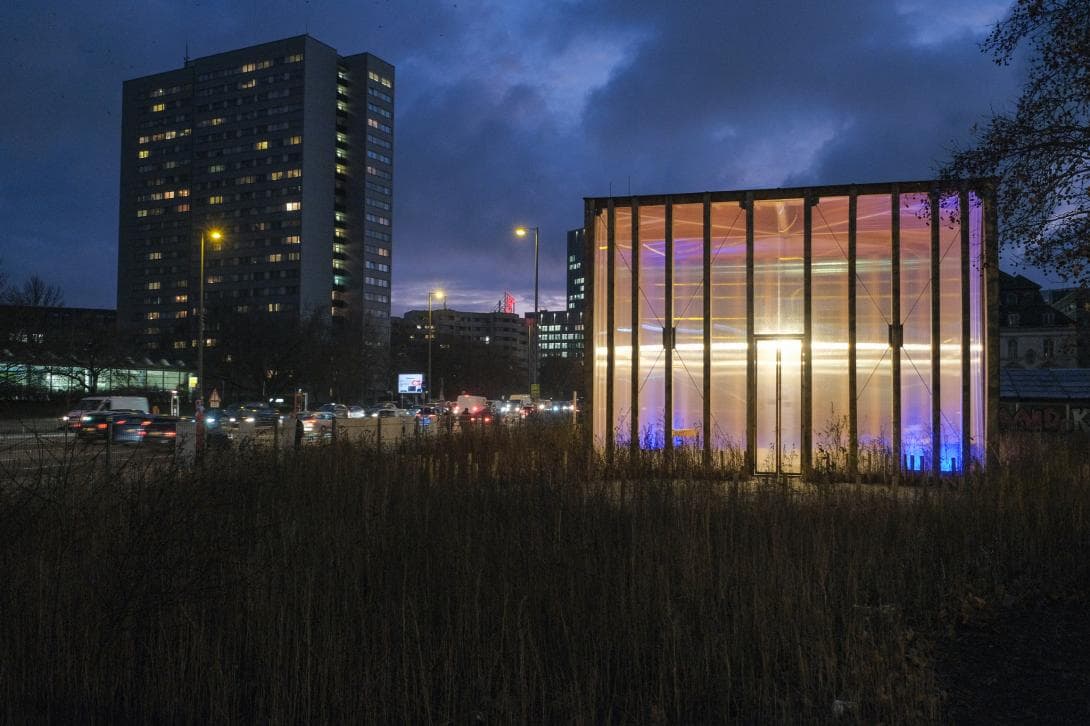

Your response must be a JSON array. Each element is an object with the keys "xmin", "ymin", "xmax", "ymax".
[{"xmin": 0, "ymin": 0, "xmax": 1030, "ymax": 315}]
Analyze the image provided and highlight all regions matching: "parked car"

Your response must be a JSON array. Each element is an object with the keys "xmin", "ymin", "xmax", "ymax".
[
  {"xmin": 224, "ymin": 401, "xmax": 279, "ymax": 427},
  {"xmin": 296, "ymin": 411, "xmax": 335, "ymax": 441},
  {"xmin": 143, "ymin": 415, "xmax": 180, "ymax": 446},
  {"xmin": 347, "ymin": 405, "xmax": 368, "ymax": 418},
  {"xmin": 76, "ymin": 410, "xmax": 151, "ymax": 444},
  {"xmin": 373, "ymin": 407, "xmax": 412, "ymax": 419}
]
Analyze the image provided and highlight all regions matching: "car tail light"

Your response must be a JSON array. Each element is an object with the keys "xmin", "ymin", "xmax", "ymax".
[
  {"xmin": 484, "ymin": 416, "xmax": 492, "ymax": 423},
  {"xmin": 141, "ymin": 420, "xmax": 152, "ymax": 426},
  {"xmin": 96, "ymin": 423, "xmax": 107, "ymax": 430},
  {"xmin": 165, "ymin": 431, "xmax": 176, "ymax": 438},
  {"xmin": 138, "ymin": 430, "xmax": 146, "ymax": 437},
  {"xmin": 115, "ymin": 419, "xmax": 127, "ymax": 425}
]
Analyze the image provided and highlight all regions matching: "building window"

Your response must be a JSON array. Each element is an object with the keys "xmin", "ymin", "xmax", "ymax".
[
  {"xmin": 284, "ymin": 235, "xmax": 300, "ymax": 244},
  {"xmin": 285, "ymin": 201, "xmax": 301, "ymax": 211},
  {"xmin": 146, "ymin": 312, "xmax": 160, "ymax": 320},
  {"xmin": 208, "ymin": 195, "xmax": 224, "ymax": 205},
  {"xmin": 254, "ymin": 140, "xmax": 269, "ymax": 150},
  {"xmin": 1007, "ymin": 313, "xmax": 1020, "ymax": 327},
  {"xmin": 150, "ymin": 103, "xmax": 165, "ymax": 112},
  {"xmin": 1044, "ymin": 339, "xmax": 1055, "ymax": 359},
  {"xmin": 138, "ymin": 149, "xmax": 150, "ymax": 159},
  {"xmin": 1043, "ymin": 311, "xmax": 1055, "ymax": 325},
  {"xmin": 286, "ymin": 135, "xmax": 302, "ymax": 145},
  {"xmin": 1007, "ymin": 339, "xmax": 1018, "ymax": 360}
]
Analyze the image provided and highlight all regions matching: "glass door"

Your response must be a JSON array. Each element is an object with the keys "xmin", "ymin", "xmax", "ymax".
[{"xmin": 755, "ymin": 338, "xmax": 802, "ymax": 474}]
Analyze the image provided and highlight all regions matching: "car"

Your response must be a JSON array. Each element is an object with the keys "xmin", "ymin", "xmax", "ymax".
[
  {"xmin": 296, "ymin": 411, "xmax": 335, "ymax": 441},
  {"xmin": 224, "ymin": 401, "xmax": 279, "ymax": 427},
  {"xmin": 347, "ymin": 405, "xmax": 368, "ymax": 418},
  {"xmin": 62, "ymin": 395, "xmax": 150, "ymax": 430},
  {"xmin": 76, "ymin": 410, "xmax": 151, "ymax": 444},
  {"xmin": 415, "ymin": 406, "xmax": 448, "ymax": 426},
  {"xmin": 143, "ymin": 415, "xmax": 180, "ymax": 446},
  {"xmin": 318, "ymin": 403, "xmax": 349, "ymax": 419},
  {"xmin": 373, "ymin": 407, "xmax": 412, "ymax": 419}
]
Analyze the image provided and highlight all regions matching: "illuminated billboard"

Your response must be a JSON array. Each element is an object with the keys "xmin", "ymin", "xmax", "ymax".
[
  {"xmin": 398, "ymin": 373, "xmax": 424, "ymax": 394},
  {"xmin": 587, "ymin": 181, "xmax": 997, "ymax": 477}
]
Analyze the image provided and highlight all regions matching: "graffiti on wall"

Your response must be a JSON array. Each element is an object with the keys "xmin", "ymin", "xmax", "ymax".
[{"xmin": 999, "ymin": 403, "xmax": 1090, "ymax": 433}]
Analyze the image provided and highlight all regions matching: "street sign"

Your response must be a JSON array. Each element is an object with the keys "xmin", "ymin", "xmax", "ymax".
[
  {"xmin": 530, "ymin": 383, "xmax": 540, "ymax": 400},
  {"xmin": 209, "ymin": 388, "xmax": 221, "ymax": 408}
]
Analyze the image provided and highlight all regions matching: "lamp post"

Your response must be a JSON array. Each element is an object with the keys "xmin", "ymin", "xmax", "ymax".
[
  {"xmin": 426, "ymin": 289, "xmax": 444, "ymax": 402},
  {"xmin": 196, "ymin": 228, "xmax": 222, "ymax": 449},
  {"xmin": 514, "ymin": 225, "xmax": 540, "ymax": 393}
]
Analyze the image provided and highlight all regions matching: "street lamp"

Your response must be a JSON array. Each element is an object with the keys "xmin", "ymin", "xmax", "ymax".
[
  {"xmin": 514, "ymin": 225, "xmax": 539, "ymax": 393},
  {"xmin": 196, "ymin": 227, "xmax": 223, "ymax": 449},
  {"xmin": 427, "ymin": 289, "xmax": 444, "ymax": 402}
]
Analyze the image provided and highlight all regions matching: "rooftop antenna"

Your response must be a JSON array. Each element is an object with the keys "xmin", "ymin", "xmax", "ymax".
[{"xmin": 184, "ymin": 39, "xmax": 190, "ymax": 67}]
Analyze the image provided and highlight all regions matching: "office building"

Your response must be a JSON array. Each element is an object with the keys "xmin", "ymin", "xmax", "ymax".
[
  {"xmin": 117, "ymin": 35, "xmax": 394, "ymax": 352},
  {"xmin": 587, "ymin": 181, "xmax": 998, "ymax": 477},
  {"xmin": 400, "ymin": 308, "xmax": 528, "ymax": 363},
  {"xmin": 536, "ymin": 228, "xmax": 588, "ymax": 360}
]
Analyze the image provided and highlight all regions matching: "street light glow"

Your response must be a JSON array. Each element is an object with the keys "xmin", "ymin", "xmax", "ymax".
[
  {"xmin": 434, "ymin": 289, "xmax": 444, "ymax": 300},
  {"xmin": 209, "ymin": 229, "xmax": 223, "ymax": 240},
  {"xmin": 514, "ymin": 227, "xmax": 528, "ymax": 238}
]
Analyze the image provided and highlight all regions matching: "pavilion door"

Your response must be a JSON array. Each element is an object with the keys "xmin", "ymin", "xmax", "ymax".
[{"xmin": 755, "ymin": 338, "xmax": 802, "ymax": 475}]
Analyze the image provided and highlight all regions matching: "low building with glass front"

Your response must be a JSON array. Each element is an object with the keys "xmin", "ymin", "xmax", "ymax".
[{"xmin": 585, "ymin": 180, "xmax": 997, "ymax": 477}]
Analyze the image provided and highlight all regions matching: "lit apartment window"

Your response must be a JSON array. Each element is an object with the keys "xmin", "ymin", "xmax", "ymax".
[
  {"xmin": 175, "ymin": 310, "xmax": 188, "ymax": 319},
  {"xmin": 268, "ymin": 303, "xmax": 282, "ymax": 312},
  {"xmin": 285, "ymin": 201, "xmax": 301, "ymax": 211},
  {"xmin": 287, "ymin": 135, "xmax": 302, "ymax": 145},
  {"xmin": 148, "ymin": 251, "xmax": 162, "ymax": 260},
  {"xmin": 238, "ymin": 78, "xmax": 256, "ymax": 89},
  {"xmin": 138, "ymin": 149, "xmax": 149, "ymax": 159},
  {"xmin": 287, "ymin": 252, "xmax": 300, "ymax": 261},
  {"xmin": 284, "ymin": 235, "xmax": 300, "ymax": 244},
  {"xmin": 336, "ymin": 148, "xmax": 348, "ymax": 160},
  {"xmin": 173, "ymin": 341, "xmax": 187, "ymax": 350},
  {"xmin": 146, "ymin": 311, "xmax": 160, "ymax": 320},
  {"xmin": 146, "ymin": 281, "xmax": 161, "ymax": 290},
  {"xmin": 208, "ymin": 195, "xmax": 224, "ymax": 205},
  {"xmin": 175, "ymin": 203, "xmax": 190, "ymax": 212},
  {"xmin": 336, "ymin": 163, "xmax": 348, "ymax": 175},
  {"xmin": 136, "ymin": 209, "xmax": 149, "ymax": 217},
  {"xmin": 174, "ymin": 294, "xmax": 188, "ymax": 303},
  {"xmin": 367, "ymin": 70, "xmax": 392, "ymax": 88},
  {"xmin": 336, "ymin": 132, "xmax": 349, "ymax": 144},
  {"xmin": 285, "ymin": 53, "xmax": 303, "ymax": 63},
  {"xmin": 150, "ymin": 103, "xmax": 165, "ymax": 112},
  {"xmin": 268, "ymin": 253, "xmax": 282, "ymax": 262},
  {"xmin": 254, "ymin": 140, "xmax": 269, "ymax": 150},
  {"xmin": 209, "ymin": 164, "xmax": 225, "ymax": 173},
  {"xmin": 236, "ymin": 175, "xmax": 256, "ymax": 185}
]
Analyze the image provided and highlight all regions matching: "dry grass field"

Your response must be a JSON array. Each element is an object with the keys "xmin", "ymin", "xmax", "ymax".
[{"xmin": 1, "ymin": 423, "xmax": 1087, "ymax": 722}]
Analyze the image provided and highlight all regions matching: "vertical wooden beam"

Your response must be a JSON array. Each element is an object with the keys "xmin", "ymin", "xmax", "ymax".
[
  {"xmin": 583, "ymin": 200, "xmax": 596, "ymax": 452},
  {"xmin": 960, "ymin": 187, "xmax": 972, "ymax": 474},
  {"xmin": 745, "ymin": 192, "xmax": 756, "ymax": 475},
  {"xmin": 664, "ymin": 199, "xmax": 674, "ymax": 453},
  {"xmin": 703, "ymin": 193, "xmax": 712, "ymax": 469},
  {"xmin": 984, "ymin": 184, "xmax": 1000, "ymax": 470},
  {"xmin": 930, "ymin": 189, "xmax": 942, "ymax": 479},
  {"xmin": 802, "ymin": 195, "xmax": 814, "ymax": 479},
  {"xmin": 848, "ymin": 190, "xmax": 859, "ymax": 479},
  {"xmin": 606, "ymin": 199, "xmax": 616, "ymax": 463},
  {"xmin": 631, "ymin": 198, "xmax": 641, "ymax": 453},
  {"xmin": 891, "ymin": 187, "xmax": 902, "ymax": 481}
]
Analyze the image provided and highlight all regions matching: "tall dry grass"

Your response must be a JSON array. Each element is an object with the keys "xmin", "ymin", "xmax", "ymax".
[{"xmin": 0, "ymin": 424, "xmax": 1087, "ymax": 722}]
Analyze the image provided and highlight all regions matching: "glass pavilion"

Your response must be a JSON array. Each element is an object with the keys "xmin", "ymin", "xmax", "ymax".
[{"xmin": 586, "ymin": 181, "xmax": 997, "ymax": 477}]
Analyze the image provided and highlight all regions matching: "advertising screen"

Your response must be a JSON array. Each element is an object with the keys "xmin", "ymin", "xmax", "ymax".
[{"xmin": 398, "ymin": 373, "xmax": 424, "ymax": 394}]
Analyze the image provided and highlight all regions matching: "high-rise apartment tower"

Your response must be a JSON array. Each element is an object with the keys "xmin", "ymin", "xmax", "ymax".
[{"xmin": 117, "ymin": 36, "xmax": 394, "ymax": 352}]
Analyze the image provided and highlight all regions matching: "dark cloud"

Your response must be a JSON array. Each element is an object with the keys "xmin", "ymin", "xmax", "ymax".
[{"xmin": 0, "ymin": 0, "xmax": 1028, "ymax": 313}]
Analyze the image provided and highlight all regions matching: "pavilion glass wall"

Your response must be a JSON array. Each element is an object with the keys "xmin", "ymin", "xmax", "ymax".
[
  {"xmin": 592, "ymin": 209, "xmax": 609, "ymax": 447},
  {"xmin": 709, "ymin": 202, "xmax": 748, "ymax": 457},
  {"xmin": 855, "ymin": 194, "xmax": 894, "ymax": 471},
  {"xmin": 591, "ymin": 187, "xmax": 987, "ymax": 474},
  {"xmin": 672, "ymin": 203, "xmax": 705, "ymax": 444},
  {"xmin": 900, "ymin": 194, "xmax": 933, "ymax": 472},
  {"xmin": 637, "ymin": 205, "xmax": 667, "ymax": 448},
  {"xmin": 612, "ymin": 207, "xmax": 633, "ymax": 447},
  {"xmin": 810, "ymin": 196, "xmax": 850, "ymax": 469}
]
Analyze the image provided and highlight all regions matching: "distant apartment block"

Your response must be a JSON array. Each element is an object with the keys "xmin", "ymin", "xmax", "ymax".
[{"xmin": 116, "ymin": 35, "xmax": 394, "ymax": 352}]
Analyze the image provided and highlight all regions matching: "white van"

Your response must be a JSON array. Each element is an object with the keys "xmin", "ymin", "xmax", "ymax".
[
  {"xmin": 63, "ymin": 396, "xmax": 150, "ymax": 430},
  {"xmin": 452, "ymin": 394, "xmax": 488, "ymax": 416}
]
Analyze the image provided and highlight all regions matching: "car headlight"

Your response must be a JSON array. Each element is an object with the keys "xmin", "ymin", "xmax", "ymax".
[
  {"xmin": 244, "ymin": 416, "xmax": 255, "ymax": 423},
  {"xmin": 228, "ymin": 417, "xmax": 237, "ymax": 423},
  {"xmin": 61, "ymin": 415, "xmax": 69, "ymax": 421},
  {"xmin": 205, "ymin": 417, "xmax": 216, "ymax": 425},
  {"xmin": 82, "ymin": 416, "xmax": 92, "ymax": 422}
]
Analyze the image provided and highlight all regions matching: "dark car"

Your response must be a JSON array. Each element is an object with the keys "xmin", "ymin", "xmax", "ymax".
[
  {"xmin": 143, "ymin": 415, "xmax": 180, "ymax": 446},
  {"xmin": 225, "ymin": 401, "xmax": 279, "ymax": 427},
  {"xmin": 318, "ymin": 403, "xmax": 349, "ymax": 419},
  {"xmin": 76, "ymin": 410, "xmax": 150, "ymax": 444}
]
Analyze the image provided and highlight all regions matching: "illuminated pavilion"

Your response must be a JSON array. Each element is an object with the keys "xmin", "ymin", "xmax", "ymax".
[{"xmin": 585, "ymin": 181, "xmax": 997, "ymax": 477}]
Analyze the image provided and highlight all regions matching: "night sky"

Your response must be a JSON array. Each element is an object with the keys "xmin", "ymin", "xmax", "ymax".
[{"xmin": 1, "ymin": 0, "xmax": 1034, "ymax": 315}]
